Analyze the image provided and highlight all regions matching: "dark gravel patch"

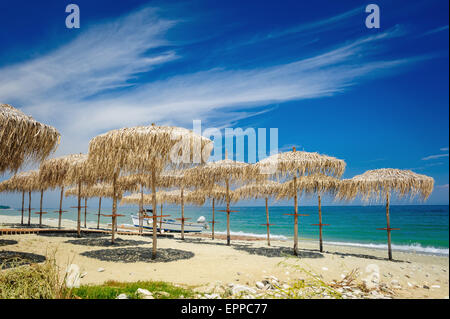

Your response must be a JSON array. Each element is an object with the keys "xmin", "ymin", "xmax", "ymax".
[
  {"xmin": 81, "ymin": 247, "xmax": 195, "ymax": 263},
  {"xmin": 233, "ymin": 245, "xmax": 324, "ymax": 259},
  {"xmin": 0, "ymin": 239, "xmax": 18, "ymax": 247},
  {"xmin": 65, "ymin": 237, "xmax": 149, "ymax": 247},
  {"xmin": 0, "ymin": 251, "xmax": 46, "ymax": 269}
]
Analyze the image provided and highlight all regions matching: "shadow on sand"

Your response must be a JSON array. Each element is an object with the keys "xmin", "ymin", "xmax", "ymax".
[
  {"xmin": 80, "ymin": 247, "xmax": 195, "ymax": 263},
  {"xmin": 232, "ymin": 245, "xmax": 325, "ymax": 259},
  {"xmin": 0, "ymin": 251, "xmax": 46, "ymax": 269},
  {"xmin": 65, "ymin": 237, "xmax": 149, "ymax": 247},
  {"xmin": 0, "ymin": 239, "xmax": 18, "ymax": 247}
]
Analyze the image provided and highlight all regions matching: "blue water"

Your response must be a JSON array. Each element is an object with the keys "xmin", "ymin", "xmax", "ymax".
[{"xmin": 1, "ymin": 204, "xmax": 448, "ymax": 256}]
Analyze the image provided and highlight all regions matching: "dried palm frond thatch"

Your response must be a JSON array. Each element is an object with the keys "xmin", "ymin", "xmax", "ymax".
[
  {"xmin": 0, "ymin": 170, "xmax": 42, "ymax": 226},
  {"xmin": 87, "ymin": 124, "xmax": 213, "ymax": 255},
  {"xmin": 336, "ymin": 168, "xmax": 434, "ymax": 261},
  {"xmin": 336, "ymin": 168, "xmax": 434, "ymax": 202},
  {"xmin": 185, "ymin": 152, "xmax": 258, "ymax": 245},
  {"xmin": 254, "ymin": 147, "xmax": 346, "ymax": 256},
  {"xmin": 255, "ymin": 149, "xmax": 346, "ymax": 178},
  {"xmin": 1, "ymin": 104, "xmax": 60, "ymax": 175},
  {"xmin": 39, "ymin": 154, "xmax": 92, "ymax": 229},
  {"xmin": 276, "ymin": 174, "xmax": 341, "ymax": 200}
]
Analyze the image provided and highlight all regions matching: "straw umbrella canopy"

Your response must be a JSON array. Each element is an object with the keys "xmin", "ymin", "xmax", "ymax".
[
  {"xmin": 39, "ymin": 154, "xmax": 88, "ymax": 229},
  {"xmin": 186, "ymin": 152, "xmax": 257, "ymax": 245},
  {"xmin": 1, "ymin": 170, "xmax": 47, "ymax": 227},
  {"xmin": 337, "ymin": 168, "xmax": 434, "ymax": 260},
  {"xmin": 65, "ymin": 183, "xmax": 119, "ymax": 229},
  {"xmin": 277, "ymin": 174, "xmax": 341, "ymax": 252},
  {"xmin": 254, "ymin": 147, "xmax": 346, "ymax": 256},
  {"xmin": 0, "ymin": 172, "xmax": 37, "ymax": 225},
  {"xmin": 194, "ymin": 185, "xmax": 229, "ymax": 240},
  {"xmin": 63, "ymin": 154, "xmax": 96, "ymax": 237},
  {"xmin": 87, "ymin": 125, "xmax": 213, "ymax": 256},
  {"xmin": 0, "ymin": 103, "xmax": 60, "ymax": 175},
  {"xmin": 235, "ymin": 181, "xmax": 282, "ymax": 246}
]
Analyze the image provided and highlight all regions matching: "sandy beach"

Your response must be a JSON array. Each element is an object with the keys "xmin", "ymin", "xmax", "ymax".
[{"xmin": 1, "ymin": 215, "xmax": 448, "ymax": 299}]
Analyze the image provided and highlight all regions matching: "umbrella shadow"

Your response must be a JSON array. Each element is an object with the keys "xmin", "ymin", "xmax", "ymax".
[
  {"xmin": 65, "ymin": 237, "xmax": 149, "ymax": 247},
  {"xmin": 232, "ymin": 245, "xmax": 324, "ymax": 259},
  {"xmin": 37, "ymin": 232, "xmax": 109, "ymax": 239},
  {"xmin": 175, "ymin": 237, "xmax": 252, "ymax": 247},
  {"xmin": 0, "ymin": 251, "xmax": 46, "ymax": 269},
  {"xmin": 80, "ymin": 247, "xmax": 195, "ymax": 263},
  {"xmin": 0, "ymin": 239, "xmax": 18, "ymax": 247},
  {"xmin": 325, "ymin": 250, "xmax": 408, "ymax": 263}
]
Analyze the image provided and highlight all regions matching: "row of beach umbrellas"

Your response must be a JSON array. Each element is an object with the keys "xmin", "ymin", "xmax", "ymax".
[{"xmin": 1, "ymin": 103, "xmax": 435, "ymax": 260}]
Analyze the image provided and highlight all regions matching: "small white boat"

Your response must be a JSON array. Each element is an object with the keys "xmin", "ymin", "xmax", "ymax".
[{"xmin": 131, "ymin": 214, "xmax": 207, "ymax": 233}]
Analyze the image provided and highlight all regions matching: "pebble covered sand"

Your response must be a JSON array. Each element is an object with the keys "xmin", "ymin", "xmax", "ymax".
[{"xmin": 1, "ymin": 215, "xmax": 448, "ymax": 299}]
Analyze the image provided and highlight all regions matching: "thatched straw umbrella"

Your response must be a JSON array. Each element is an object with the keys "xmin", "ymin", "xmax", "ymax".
[
  {"xmin": 277, "ymin": 174, "xmax": 341, "ymax": 252},
  {"xmin": 63, "ymin": 154, "xmax": 95, "ymax": 237},
  {"xmin": 65, "ymin": 183, "xmax": 118, "ymax": 229},
  {"xmin": 39, "ymin": 154, "xmax": 88, "ymax": 229},
  {"xmin": 255, "ymin": 147, "xmax": 346, "ymax": 256},
  {"xmin": 1, "ymin": 170, "xmax": 47, "ymax": 226},
  {"xmin": 1, "ymin": 103, "xmax": 60, "ymax": 175},
  {"xmin": 186, "ymin": 151, "xmax": 256, "ymax": 245},
  {"xmin": 235, "ymin": 181, "xmax": 281, "ymax": 246},
  {"xmin": 87, "ymin": 125, "xmax": 213, "ymax": 256},
  {"xmin": 337, "ymin": 168, "xmax": 434, "ymax": 260},
  {"xmin": 0, "ymin": 175, "xmax": 29, "ymax": 225}
]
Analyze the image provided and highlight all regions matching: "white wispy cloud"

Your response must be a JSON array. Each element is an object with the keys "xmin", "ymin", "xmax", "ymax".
[
  {"xmin": 440, "ymin": 147, "xmax": 449, "ymax": 151},
  {"xmin": 0, "ymin": 6, "xmax": 433, "ymax": 155},
  {"xmin": 421, "ymin": 154, "xmax": 449, "ymax": 161}
]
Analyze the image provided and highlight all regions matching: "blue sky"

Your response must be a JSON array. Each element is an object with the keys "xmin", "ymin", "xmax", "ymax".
[{"xmin": 0, "ymin": 0, "xmax": 448, "ymax": 207}]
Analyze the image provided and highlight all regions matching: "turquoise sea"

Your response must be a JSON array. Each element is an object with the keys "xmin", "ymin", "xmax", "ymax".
[{"xmin": 1, "ymin": 204, "xmax": 448, "ymax": 256}]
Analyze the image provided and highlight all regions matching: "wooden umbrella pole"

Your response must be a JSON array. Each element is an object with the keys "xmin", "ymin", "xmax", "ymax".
[
  {"xmin": 97, "ymin": 197, "xmax": 102, "ymax": 229},
  {"xmin": 28, "ymin": 191, "xmax": 31, "ymax": 226},
  {"xmin": 111, "ymin": 173, "xmax": 118, "ymax": 244},
  {"xmin": 160, "ymin": 204, "xmax": 163, "ymax": 233},
  {"xmin": 139, "ymin": 184, "xmax": 144, "ymax": 235},
  {"xmin": 77, "ymin": 180, "xmax": 81, "ymax": 237},
  {"xmin": 21, "ymin": 191, "xmax": 24, "ymax": 225},
  {"xmin": 293, "ymin": 175, "xmax": 298, "ymax": 256},
  {"xmin": 58, "ymin": 187, "xmax": 64, "ymax": 229},
  {"xmin": 181, "ymin": 187, "xmax": 185, "ymax": 240},
  {"xmin": 212, "ymin": 198, "xmax": 215, "ymax": 240},
  {"xmin": 226, "ymin": 178, "xmax": 231, "ymax": 246},
  {"xmin": 39, "ymin": 190, "xmax": 43, "ymax": 228},
  {"xmin": 84, "ymin": 198, "xmax": 87, "ymax": 228},
  {"xmin": 386, "ymin": 192, "xmax": 392, "ymax": 261},
  {"xmin": 151, "ymin": 169, "xmax": 157, "ymax": 259},
  {"xmin": 318, "ymin": 195, "xmax": 323, "ymax": 252},
  {"xmin": 265, "ymin": 197, "xmax": 270, "ymax": 246}
]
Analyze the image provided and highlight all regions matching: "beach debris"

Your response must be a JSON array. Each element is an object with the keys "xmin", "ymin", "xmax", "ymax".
[
  {"xmin": 116, "ymin": 293, "xmax": 128, "ymax": 299},
  {"xmin": 155, "ymin": 291, "xmax": 170, "ymax": 297},
  {"xmin": 97, "ymin": 267, "xmax": 105, "ymax": 272},
  {"xmin": 431, "ymin": 285, "xmax": 441, "ymax": 289},
  {"xmin": 322, "ymin": 267, "xmax": 328, "ymax": 271},
  {"xmin": 390, "ymin": 280, "xmax": 402, "ymax": 289},
  {"xmin": 80, "ymin": 272, "xmax": 88, "ymax": 278},
  {"xmin": 65, "ymin": 264, "xmax": 81, "ymax": 288},
  {"xmin": 136, "ymin": 288, "xmax": 154, "ymax": 299},
  {"xmin": 255, "ymin": 281, "xmax": 265, "ymax": 289}
]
